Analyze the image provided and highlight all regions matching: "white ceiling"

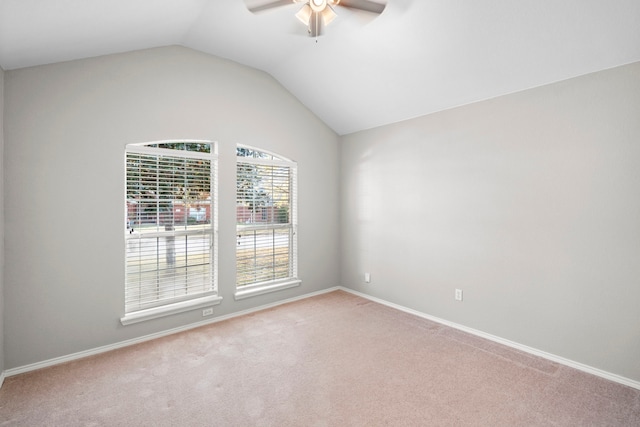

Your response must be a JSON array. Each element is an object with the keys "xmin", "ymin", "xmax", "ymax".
[{"xmin": 1, "ymin": 0, "xmax": 639, "ymax": 135}]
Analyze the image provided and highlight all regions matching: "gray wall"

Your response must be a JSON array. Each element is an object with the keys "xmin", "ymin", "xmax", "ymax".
[
  {"xmin": 3, "ymin": 44, "xmax": 639, "ymax": 384},
  {"xmin": 3, "ymin": 46, "xmax": 340, "ymax": 369},
  {"xmin": 340, "ymin": 62, "xmax": 640, "ymax": 382}
]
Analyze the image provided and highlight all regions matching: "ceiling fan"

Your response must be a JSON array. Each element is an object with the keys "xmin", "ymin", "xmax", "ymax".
[{"xmin": 245, "ymin": 0, "xmax": 386, "ymax": 38}]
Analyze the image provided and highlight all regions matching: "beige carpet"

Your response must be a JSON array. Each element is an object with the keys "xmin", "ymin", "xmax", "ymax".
[{"xmin": 1, "ymin": 290, "xmax": 639, "ymax": 426}]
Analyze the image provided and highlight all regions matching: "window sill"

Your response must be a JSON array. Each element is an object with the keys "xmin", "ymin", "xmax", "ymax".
[
  {"xmin": 234, "ymin": 279, "xmax": 302, "ymax": 301},
  {"xmin": 120, "ymin": 295, "xmax": 223, "ymax": 326}
]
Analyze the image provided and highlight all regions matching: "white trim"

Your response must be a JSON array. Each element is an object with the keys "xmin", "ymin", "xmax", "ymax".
[
  {"xmin": 338, "ymin": 287, "xmax": 640, "ymax": 391},
  {"xmin": 4, "ymin": 287, "xmax": 339, "ymax": 378},
  {"xmin": 8, "ymin": 285, "xmax": 637, "ymax": 391},
  {"xmin": 234, "ymin": 279, "xmax": 302, "ymax": 300},
  {"xmin": 120, "ymin": 295, "xmax": 223, "ymax": 326},
  {"xmin": 0, "ymin": 372, "xmax": 5, "ymax": 389}
]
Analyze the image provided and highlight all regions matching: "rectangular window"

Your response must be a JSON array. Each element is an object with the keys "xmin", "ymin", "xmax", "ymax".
[
  {"xmin": 236, "ymin": 146, "xmax": 299, "ymax": 298},
  {"xmin": 123, "ymin": 141, "xmax": 219, "ymax": 322}
]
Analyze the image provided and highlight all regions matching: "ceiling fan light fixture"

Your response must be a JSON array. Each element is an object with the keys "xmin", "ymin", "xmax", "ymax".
[
  {"xmin": 246, "ymin": 0, "xmax": 385, "ymax": 37},
  {"xmin": 295, "ymin": 4, "xmax": 313, "ymax": 26},
  {"xmin": 320, "ymin": 6, "xmax": 337, "ymax": 26}
]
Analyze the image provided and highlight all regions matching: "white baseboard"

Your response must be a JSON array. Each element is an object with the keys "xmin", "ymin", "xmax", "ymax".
[
  {"xmin": 5, "ymin": 285, "xmax": 638, "ymax": 392},
  {"xmin": 4, "ymin": 286, "xmax": 340, "ymax": 378},
  {"xmin": 338, "ymin": 286, "xmax": 640, "ymax": 391}
]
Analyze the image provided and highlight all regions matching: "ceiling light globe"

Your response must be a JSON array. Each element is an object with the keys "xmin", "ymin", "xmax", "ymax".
[{"xmin": 310, "ymin": 0, "xmax": 326, "ymax": 12}]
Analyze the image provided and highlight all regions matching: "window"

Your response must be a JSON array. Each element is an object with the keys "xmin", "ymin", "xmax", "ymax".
[
  {"xmin": 235, "ymin": 145, "xmax": 300, "ymax": 299},
  {"xmin": 122, "ymin": 141, "xmax": 220, "ymax": 325}
]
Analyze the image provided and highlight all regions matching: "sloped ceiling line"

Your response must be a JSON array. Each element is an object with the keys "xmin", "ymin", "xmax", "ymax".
[{"xmin": 1, "ymin": 0, "xmax": 639, "ymax": 135}]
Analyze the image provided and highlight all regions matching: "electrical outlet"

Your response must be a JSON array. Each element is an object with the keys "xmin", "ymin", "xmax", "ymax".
[
  {"xmin": 455, "ymin": 289, "xmax": 463, "ymax": 302},
  {"xmin": 364, "ymin": 272, "xmax": 371, "ymax": 283},
  {"xmin": 202, "ymin": 307, "xmax": 214, "ymax": 316}
]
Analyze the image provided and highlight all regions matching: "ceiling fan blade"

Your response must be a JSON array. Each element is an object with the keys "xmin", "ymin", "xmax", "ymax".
[
  {"xmin": 335, "ymin": 0, "xmax": 385, "ymax": 14},
  {"xmin": 246, "ymin": 0, "xmax": 296, "ymax": 13}
]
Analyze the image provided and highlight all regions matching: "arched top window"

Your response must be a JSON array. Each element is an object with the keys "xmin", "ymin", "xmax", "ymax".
[
  {"xmin": 122, "ymin": 140, "xmax": 220, "ymax": 324},
  {"xmin": 235, "ymin": 145, "xmax": 300, "ymax": 298}
]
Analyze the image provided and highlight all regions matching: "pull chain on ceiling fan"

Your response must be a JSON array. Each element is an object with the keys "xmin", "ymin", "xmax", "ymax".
[{"xmin": 245, "ymin": 0, "xmax": 386, "ymax": 38}]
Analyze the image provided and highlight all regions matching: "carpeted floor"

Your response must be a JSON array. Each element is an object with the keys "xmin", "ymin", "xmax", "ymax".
[{"xmin": 1, "ymin": 290, "xmax": 639, "ymax": 426}]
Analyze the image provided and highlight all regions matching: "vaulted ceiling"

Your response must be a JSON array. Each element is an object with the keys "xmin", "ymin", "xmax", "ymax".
[{"xmin": 1, "ymin": 0, "xmax": 639, "ymax": 135}]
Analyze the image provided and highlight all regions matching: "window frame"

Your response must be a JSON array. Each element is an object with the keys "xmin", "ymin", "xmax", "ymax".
[
  {"xmin": 235, "ymin": 145, "xmax": 300, "ymax": 300},
  {"xmin": 121, "ymin": 140, "xmax": 221, "ymax": 325}
]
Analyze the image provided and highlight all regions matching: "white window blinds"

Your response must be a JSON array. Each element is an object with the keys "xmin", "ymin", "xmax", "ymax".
[
  {"xmin": 236, "ymin": 146, "xmax": 297, "ymax": 289},
  {"xmin": 125, "ymin": 142, "xmax": 217, "ymax": 313}
]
